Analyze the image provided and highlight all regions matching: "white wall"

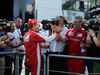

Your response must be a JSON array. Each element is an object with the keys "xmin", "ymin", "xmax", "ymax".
[{"xmin": 37, "ymin": 0, "xmax": 62, "ymax": 21}]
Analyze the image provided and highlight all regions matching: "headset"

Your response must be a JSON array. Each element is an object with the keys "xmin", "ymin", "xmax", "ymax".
[{"xmin": 58, "ymin": 15, "xmax": 67, "ymax": 24}]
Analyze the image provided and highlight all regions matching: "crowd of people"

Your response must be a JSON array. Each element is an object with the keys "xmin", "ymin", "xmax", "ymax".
[{"xmin": 0, "ymin": 14, "xmax": 100, "ymax": 75}]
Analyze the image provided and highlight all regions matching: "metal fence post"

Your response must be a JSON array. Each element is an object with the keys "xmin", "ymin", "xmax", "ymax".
[
  {"xmin": 42, "ymin": 54, "xmax": 46, "ymax": 75},
  {"xmin": 15, "ymin": 54, "xmax": 19, "ymax": 75},
  {"xmin": 47, "ymin": 55, "xmax": 50, "ymax": 75}
]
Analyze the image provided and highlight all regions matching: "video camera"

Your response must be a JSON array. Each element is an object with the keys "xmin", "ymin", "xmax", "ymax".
[
  {"xmin": 0, "ymin": 19, "xmax": 10, "ymax": 34},
  {"xmin": 89, "ymin": 4, "xmax": 100, "ymax": 17},
  {"xmin": 82, "ymin": 19, "xmax": 100, "ymax": 31},
  {"xmin": 41, "ymin": 18, "xmax": 59, "ymax": 30},
  {"xmin": 82, "ymin": 4, "xmax": 100, "ymax": 31}
]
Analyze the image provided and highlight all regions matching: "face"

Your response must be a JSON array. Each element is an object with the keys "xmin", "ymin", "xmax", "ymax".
[
  {"xmin": 15, "ymin": 19, "xmax": 22, "ymax": 29},
  {"xmin": 73, "ymin": 19, "xmax": 82, "ymax": 29},
  {"xmin": 10, "ymin": 23, "xmax": 15, "ymax": 33},
  {"xmin": 58, "ymin": 17, "xmax": 64, "ymax": 27},
  {"xmin": 34, "ymin": 24, "xmax": 40, "ymax": 33}
]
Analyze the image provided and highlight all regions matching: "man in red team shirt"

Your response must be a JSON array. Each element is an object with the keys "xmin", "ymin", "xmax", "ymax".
[
  {"xmin": 58, "ymin": 15, "xmax": 87, "ymax": 75},
  {"xmin": 23, "ymin": 19, "xmax": 60, "ymax": 75}
]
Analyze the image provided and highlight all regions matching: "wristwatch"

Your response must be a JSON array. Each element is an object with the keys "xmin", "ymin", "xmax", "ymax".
[{"xmin": 92, "ymin": 34, "xmax": 96, "ymax": 37}]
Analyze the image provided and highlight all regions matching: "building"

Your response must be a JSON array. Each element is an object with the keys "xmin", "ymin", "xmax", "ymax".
[{"xmin": 0, "ymin": 0, "xmax": 99, "ymax": 23}]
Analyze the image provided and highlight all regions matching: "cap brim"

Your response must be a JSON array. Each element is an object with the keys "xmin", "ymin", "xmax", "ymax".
[{"xmin": 36, "ymin": 21, "xmax": 41, "ymax": 23}]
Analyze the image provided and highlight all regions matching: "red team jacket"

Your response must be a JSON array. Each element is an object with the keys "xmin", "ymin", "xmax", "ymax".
[
  {"xmin": 23, "ymin": 29, "xmax": 58, "ymax": 75},
  {"xmin": 64, "ymin": 27, "xmax": 87, "ymax": 55}
]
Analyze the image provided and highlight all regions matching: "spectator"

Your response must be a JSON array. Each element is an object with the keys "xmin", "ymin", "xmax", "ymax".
[
  {"xmin": 14, "ymin": 18, "xmax": 25, "ymax": 75},
  {"xmin": 23, "ymin": 19, "xmax": 61, "ymax": 75},
  {"xmin": 0, "ymin": 25, "xmax": 11, "ymax": 75},
  {"xmin": 58, "ymin": 15, "xmax": 87, "ymax": 75},
  {"xmin": 86, "ymin": 14, "xmax": 100, "ymax": 74},
  {"xmin": 67, "ymin": 22, "xmax": 74, "ymax": 29},
  {"xmin": 4, "ymin": 21, "xmax": 23, "ymax": 75},
  {"xmin": 83, "ymin": 20, "xmax": 93, "ymax": 75},
  {"xmin": 48, "ymin": 15, "xmax": 68, "ymax": 75}
]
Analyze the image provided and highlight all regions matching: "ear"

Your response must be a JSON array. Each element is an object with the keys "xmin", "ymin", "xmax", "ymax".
[{"xmin": 80, "ymin": 21, "xmax": 83, "ymax": 25}]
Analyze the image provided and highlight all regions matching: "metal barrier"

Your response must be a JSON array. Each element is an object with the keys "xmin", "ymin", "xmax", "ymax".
[
  {"xmin": 0, "ymin": 52, "xmax": 46, "ymax": 75},
  {"xmin": 47, "ymin": 54, "xmax": 100, "ymax": 75},
  {"xmin": 41, "ymin": 54, "xmax": 46, "ymax": 75},
  {"xmin": 1, "ymin": 52, "xmax": 100, "ymax": 75}
]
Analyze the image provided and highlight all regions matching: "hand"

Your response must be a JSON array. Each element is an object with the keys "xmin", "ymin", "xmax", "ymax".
[
  {"xmin": 57, "ymin": 28, "xmax": 63, "ymax": 33},
  {"xmin": 5, "ymin": 38, "xmax": 10, "ymax": 42},
  {"xmin": 42, "ymin": 44, "xmax": 50, "ymax": 49},
  {"xmin": 80, "ymin": 42, "xmax": 84, "ymax": 48},
  {"xmin": 19, "ymin": 41, "xmax": 23, "ymax": 45},
  {"xmin": 16, "ymin": 48, "xmax": 19, "ymax": 54},
  {"xmin": 0, "ymin": 36, "xmax": 7, "ymax": 41},
  {"xmin": 89, "ymin": 29, "xmax": 95, "ymax": 35},
  {"xmin": 51, "ymin": 25, "xmax": 63, "ymax": 33}
]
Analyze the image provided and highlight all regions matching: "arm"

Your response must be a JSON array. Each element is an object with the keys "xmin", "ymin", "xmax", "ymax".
[
  {"xmin": 55, "ymin": 28, "xmax": 63, "ymax": 42},
  {"xmin": 89, "ymin": 29, "xmax": 100, "ymax": 47},
  {"xmin": 0, "ymin": 36, "xmax": 7, "ymax": 41},
  {"xmin": 11, "ymin": 42, "xmax": 23, "ymax": 48},
  {"xmin": 48, "ymin": 29, "xmax": 52, "ymax": 36},
  {"xmin": 58, "ymin": 33, "xmax": 66, "ymax": 43},
  {"xmin": 86, "ymin": 34, "xmax": 92, "ymax": 45},
  {"xmin": 6, "ymin": 33, "xmax": 11, "ymax": 39},
  {"xmin": 39, "ymin": 31, "xmax": 58, "ymax": 43},
  {"xmin": 0, "ymin": 44, "xmax": 7, "ymax": 48},
  {"xmin": 41, "ymin": 44, "xmax": 50, "ymax": 49}
]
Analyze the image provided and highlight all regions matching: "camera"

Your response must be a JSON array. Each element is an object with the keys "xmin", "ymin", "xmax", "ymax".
[
  {"xmin": 0, "ymin": 19, "xmax": 10, "ymax": 34},
  {"xmin": 82, "ymin": 4, "xmax": 100, "ymax": 31},
  {"xmin": 41, "ymin": 18, "xmax": 59, "ymax": 30},
  {"xmin": 89, "ymin": 4, "xmax": 100, "ymax": 17},
  {"xmin": 82, "ymin": 19, "xmax": 100, "ymax": 31}
]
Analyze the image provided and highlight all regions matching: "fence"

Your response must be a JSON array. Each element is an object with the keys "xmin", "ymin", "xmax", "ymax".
[
  {"xmin": 0, "ymin": 52, "xmax": 100, "ymax": 75},
  {"xmin": 0, "ymin": 52, "xmax": 46, "ymax": 75},
  {"xmin": 47, "ymin": 54, "xmax": 100, "ymax": 75}
]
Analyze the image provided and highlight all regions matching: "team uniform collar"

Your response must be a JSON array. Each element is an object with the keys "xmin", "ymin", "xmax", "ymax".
[
  {"xmin": 29, "ymin": 29, "xmax": 35, "ymax": 32},
  {"xmin": 73, "ymin": 27, "xmax": 82, "ymax": 32}
]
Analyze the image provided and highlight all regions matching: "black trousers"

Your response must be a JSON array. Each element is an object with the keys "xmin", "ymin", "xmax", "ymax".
[
  {"xmin": 48, "ymin": 52, "xmax": 66, "ymax": 75},
  {"xmin": 5, "ymin": 54, "xmax": 24, "ymax": 75},
  {"xmin": 5, "ymin": 56, "xmax": 15, "ymax": 75}
]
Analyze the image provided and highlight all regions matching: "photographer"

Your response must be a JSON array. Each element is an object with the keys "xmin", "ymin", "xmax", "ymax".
[
  {"xmin": 4, "ymin": 21, "xmax": 23, "ymax": 75},
  {"xmin": 0, "ymin": 36, "xmax": 8, "ymax": 46},
  {"xmin": 48, "ymin": 15, "xmax": 68, "ymax": 75},
  {"xmin": 86, "ymin": 15, "xmax": 100, "ymax": 74},
  {"xmin": 0, "ymin": 23, "xmax": 11, "ymax": 75}
]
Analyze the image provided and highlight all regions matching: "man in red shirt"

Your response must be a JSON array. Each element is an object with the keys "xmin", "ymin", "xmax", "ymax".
[
  {"xmin": 23, "ymin": 19, "xmax": 60, "ymax": 75},
  {"xmin": 58, "ymin": 15, "xmax": 87, "ymax": 75}
]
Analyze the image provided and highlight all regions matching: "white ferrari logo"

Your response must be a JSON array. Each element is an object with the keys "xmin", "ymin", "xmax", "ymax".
[{"xmin": 24, "ymin": 34, "xmax": 30, "ymax": 42}]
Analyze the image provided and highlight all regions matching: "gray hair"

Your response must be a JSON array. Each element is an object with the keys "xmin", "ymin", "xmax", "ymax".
[
  {"xmin": 15, "ymin": 18, "xmax": 22, "ymax": 22},
  {"xmin": 74, "ymin": 15, "xmax": 83, "ymax": 22},
  {"xmin": 9, "ymin": 21, "xmax": 15, "ymax": 26}
]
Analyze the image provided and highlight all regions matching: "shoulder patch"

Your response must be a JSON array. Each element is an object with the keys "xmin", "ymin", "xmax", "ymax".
[
  {"xmin": 24, "ymin": 34, "xmax": 30, "ymax": 42},
  {"xmin": 68, "ymin": 32, "xmax": 74, "ymax": 36}
]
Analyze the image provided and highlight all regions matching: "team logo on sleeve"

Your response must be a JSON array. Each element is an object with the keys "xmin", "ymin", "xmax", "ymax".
[
  {"xmin": 68, "ymin": 32, "xmax": 74, "ymax": 36},
  {"xmin": 24, "ymin": 34, "xmax": 30, "ymax": 42}
]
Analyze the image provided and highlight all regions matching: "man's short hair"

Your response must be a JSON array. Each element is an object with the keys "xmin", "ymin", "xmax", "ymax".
[
  {"xmin": 15, "ymin": 18, "xmax": 22, "ymax": 22},
  {"xmin": 9, "ymin": 21, "xmax": 15, "ymax": 26},
  {"xmin": 74, "ymin": 15, "xmax": 83, "ymax": 22},
  {"xmin": 58, "ymin": 15, "xmax": 67, "ymax": 24}
]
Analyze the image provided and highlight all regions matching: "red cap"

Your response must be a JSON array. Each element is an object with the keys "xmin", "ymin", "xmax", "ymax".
[{"xmin": 28, "ymin": 19, "xmax": 41, "ymax": 27}]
